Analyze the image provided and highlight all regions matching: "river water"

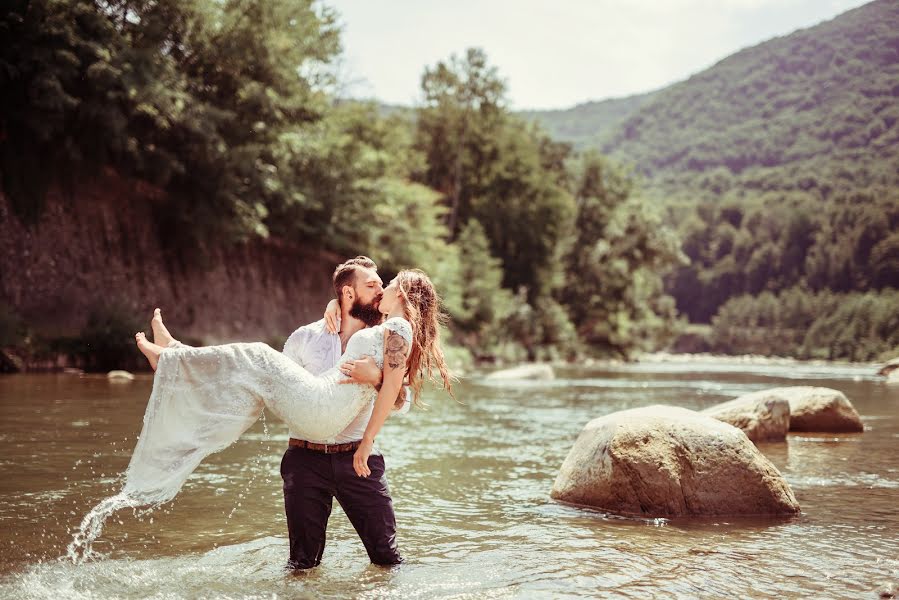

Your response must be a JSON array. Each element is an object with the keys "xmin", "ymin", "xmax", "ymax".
[{"xmin": 0, "ymin": 361, "xmax": 896, "ymax": 599}]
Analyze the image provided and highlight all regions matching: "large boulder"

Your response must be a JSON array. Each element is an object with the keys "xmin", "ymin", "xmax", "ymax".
[
  {"xmin": 551, "ymin": 406, "xmax": 800, "ymax": 517},
  {"xmin": 764, "ymin": 386, "xmax": 863, "ymax": 432},
  {"xmin": 485, "ymin": 363, "xmax": 555, "ymax": 381},
  {"xmin": 702, "ymin": 391, "xmax": 790, "ymax": 442}
]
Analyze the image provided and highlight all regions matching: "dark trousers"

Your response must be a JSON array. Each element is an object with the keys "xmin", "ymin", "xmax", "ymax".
[{"xmin": 280, "ymin": 445, "xmax": 402, "ymax": 569}]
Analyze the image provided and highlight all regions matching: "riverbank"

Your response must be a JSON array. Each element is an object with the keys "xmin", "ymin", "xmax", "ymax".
[
  {"xmin": 1, "ymin": 173, "xmax": 341, "ymax": 372},
  {"xmin": 633, "ymin": 351, "xmax": 884, "ymax": 370}
]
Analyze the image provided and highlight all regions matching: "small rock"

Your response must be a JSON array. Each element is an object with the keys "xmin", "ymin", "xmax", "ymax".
[
  {"xmin": 702, "ymin": 391, "xmax": 790, "ymax": 442},
  {"xmin": 485, "ymin": 363, "xmax": 555, "ymax": 381},
  {"xmin": 63, "ymin": 367, "xmax": 85, "ymax": 375},
  {"xmin": 0, "ymin": 349, "xmax": 25, "ymax": 373},
  {"xmin": 877, "ymin": 580, "xmax": 898, "ymax": 598},
  {"xmin": 877, "ymin": 356, "xmax": 899, "ymax": 377},
  {"xmin": 107, "ymin": 370, "xmax": 135, "ymax": 381}
]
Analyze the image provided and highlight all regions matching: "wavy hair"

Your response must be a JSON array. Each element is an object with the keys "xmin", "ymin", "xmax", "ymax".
[{"xmin": 395, "ymin": 269, "xmax": 454, "ymax": 407}]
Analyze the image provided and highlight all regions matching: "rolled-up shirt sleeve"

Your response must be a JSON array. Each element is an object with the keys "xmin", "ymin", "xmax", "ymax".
[
  {"xmin": 395, "ymin": 386, "xmax": 412, "ymax": 415},
  {"xmin": 282, "ymin": 327, "xmax": 309, "ymax": 367}
]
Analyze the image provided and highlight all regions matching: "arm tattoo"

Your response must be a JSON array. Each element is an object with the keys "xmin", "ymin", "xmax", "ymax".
[{"xmin": 385, "ymin": 331, "xmax": 409, "ymax": 370}]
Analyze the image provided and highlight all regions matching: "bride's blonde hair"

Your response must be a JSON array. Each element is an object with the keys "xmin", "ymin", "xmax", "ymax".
[{"xmin": 395, "ymin": 269, "xmax": 454, "ymax": 407}]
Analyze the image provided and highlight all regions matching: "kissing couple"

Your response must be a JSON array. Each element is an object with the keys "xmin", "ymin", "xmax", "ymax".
[{"xmin": 127, "ymin": 256, "xmax": 454, "ymax": 569}]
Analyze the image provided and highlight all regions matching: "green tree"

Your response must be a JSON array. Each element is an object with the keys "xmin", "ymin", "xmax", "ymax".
[
  {"xmin": 560, "ymin": 152, "xmax": 683, "ymax": 355},
  {"xmin": 414, "ymin": 48, "xmax": 577, "ymax": 300},
  {"xmin": 1, "ymin": 0, "xmax": 343, "ymax": 244},
  {"xmin": 0, "ymin": 0, "xmax": 131, "ymax": 222},
  {"xmin": 451, "ymin": 220, "xmax": 514, "ymax": 351},
  {"xmin": 416, "ymin": 47, "xmax": 506, "ymax": 235}
]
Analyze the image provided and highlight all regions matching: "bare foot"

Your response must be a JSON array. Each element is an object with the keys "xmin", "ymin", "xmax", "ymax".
[
  {"xmin": 135, "ymin": 332, "xmax": 162, "ymax": 371},
  {"xmin": 151, "ymin": 308, "xmax": 177, "ymax": 347}
]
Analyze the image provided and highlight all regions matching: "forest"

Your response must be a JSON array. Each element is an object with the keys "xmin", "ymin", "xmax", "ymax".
[
  {"xmin": 0, "ymin": 0, "xmax": 682, "ymax": 366},
  {"xmin": 1, "ymin": 0, "xmax": 896, "ymax": 366},
  {"xmin": 528, "ymin": 0, "xmax": 899, "ymax": 360}
]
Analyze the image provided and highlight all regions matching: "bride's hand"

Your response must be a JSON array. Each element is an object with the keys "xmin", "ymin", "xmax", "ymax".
[
  {"xmin": 338, "ymin": 356, "xmax": 382, "ymax": 386},
  {"xmin": 323, "ymin": 299, "xmax": 340, "ymax": 334},
  {"xmin": 353, "ymin": 438, "xmax": 374, "ymax": 477}
]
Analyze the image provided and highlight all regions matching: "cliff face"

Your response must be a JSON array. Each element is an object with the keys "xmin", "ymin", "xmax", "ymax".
[{"xmin": 1, "ymin": 174, "xmax": 339, "ymax": 348}]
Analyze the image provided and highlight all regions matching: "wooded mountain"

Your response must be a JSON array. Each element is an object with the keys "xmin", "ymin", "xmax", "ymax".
[
  {"xmin": 518, "ymin": 91, "xmax": 657, "ymax": 151},
  {"xmin": 525, "ymin": 0, "xmax": 899, "ymax": 334},
  {"xmin": 527, "ymin": 0, "xmax": 899, "ymax": 198}
]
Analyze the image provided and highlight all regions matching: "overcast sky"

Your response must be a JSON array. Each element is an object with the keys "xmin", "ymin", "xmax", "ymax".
[{"xmin": 327, "ymin": 0, "xmax": 870, "ymax": 110}]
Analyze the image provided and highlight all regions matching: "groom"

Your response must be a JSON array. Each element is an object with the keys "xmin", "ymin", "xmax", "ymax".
[{"xmin": 280, "ymin": 256, "xmax": 406, "ymax": 569}]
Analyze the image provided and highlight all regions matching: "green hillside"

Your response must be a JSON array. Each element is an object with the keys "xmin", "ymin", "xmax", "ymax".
[
  {"xmin": 518, "ymin": 90, "xmax": 657, "ymax": 150},
  {"xmin": 526, "ymin": 0, "xmax": 899, "ymax": 353},
  {"xmin": 602, "ymin": 0, "xmax": 899, "ymax": 197}
]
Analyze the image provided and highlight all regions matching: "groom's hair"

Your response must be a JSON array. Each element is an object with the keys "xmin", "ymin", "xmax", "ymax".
[{"xmin": 333, "ymin": 256, "xmax": 378, "ymax": 305}]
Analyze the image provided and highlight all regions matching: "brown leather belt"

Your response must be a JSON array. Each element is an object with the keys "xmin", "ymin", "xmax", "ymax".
[{"xmin": 289, "ymin": 437, "xmax": 362, "ymax": 454}]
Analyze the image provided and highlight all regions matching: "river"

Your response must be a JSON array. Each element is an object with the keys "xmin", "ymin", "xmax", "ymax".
[{"xmin": 0, "ymin": 360, "xmax": 896, "ymax": 598}]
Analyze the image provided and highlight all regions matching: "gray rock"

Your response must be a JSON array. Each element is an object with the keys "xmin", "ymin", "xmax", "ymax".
[
  {"xmin": 702, "ymin": 391, "xmax": 790, "ymax": 442},
  {"xmin": 107, "ymin": 370, "xmax": 135, "ymax": 381},
  {"xmin": 877, "ymin": 580, "xmax": 898, "ymax": 599},
  {"xmin": 485, "ymin": 363, "xmax": 555, "ymax": 380},
  {"xmin": 0, "ymin": 348, "xmax": 25, "ymax": 373},
  {"xmin": 877, "ymin": 356, "xmax": 899, "ymax": 377},
  {"xmin": 764, "ymin": 386, "xmax": 863, "ymax": 432}
]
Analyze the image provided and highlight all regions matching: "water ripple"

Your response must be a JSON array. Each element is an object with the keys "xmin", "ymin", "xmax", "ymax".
[{"xmin": 0, "ymin": 367, "xmax": 897, "ymax": 599}]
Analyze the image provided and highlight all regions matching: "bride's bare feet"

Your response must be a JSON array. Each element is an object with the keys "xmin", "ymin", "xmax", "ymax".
[
  {"xmin": 135, "ymin": 332, "xmax": 163, "ymax": 371},
  {"xmin": 150, "ymin": 308, "xmax": 177, "ymax": 347}
]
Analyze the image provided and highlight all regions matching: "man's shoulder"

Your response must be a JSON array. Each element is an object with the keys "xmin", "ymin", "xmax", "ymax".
[
  {"xmin": 290, "ymin": 318, "xmax": 328, "ymax": 337},
  {"xmin": 283, "ymin": 319, "xmax": 331, "ymax": 351}
]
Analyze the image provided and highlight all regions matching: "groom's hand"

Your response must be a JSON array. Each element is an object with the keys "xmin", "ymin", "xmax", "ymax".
[{"xmin": 338, "ymin": 356, "xmax": 382, "ymax": 387}]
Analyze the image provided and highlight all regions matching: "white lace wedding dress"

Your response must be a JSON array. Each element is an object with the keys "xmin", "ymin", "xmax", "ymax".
[{"xmin": 122, "ymin": 316, "xmax": 413, "ymax": 505}]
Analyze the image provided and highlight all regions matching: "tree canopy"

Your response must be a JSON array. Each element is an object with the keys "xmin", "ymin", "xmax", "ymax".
[{"xmin": 1, "ymin": 2, "xmax": 683, "ymax": 361}]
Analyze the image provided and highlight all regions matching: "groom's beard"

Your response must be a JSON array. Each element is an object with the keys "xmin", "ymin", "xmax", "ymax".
[{"xmin": 350, "ymin": 298, "xmax": 383, "ymax": 327}]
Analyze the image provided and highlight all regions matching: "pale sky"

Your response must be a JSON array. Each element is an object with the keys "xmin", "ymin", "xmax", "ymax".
[{"xmin": 326, "ymin": 0, "xmax": 871, "ymax": 110}]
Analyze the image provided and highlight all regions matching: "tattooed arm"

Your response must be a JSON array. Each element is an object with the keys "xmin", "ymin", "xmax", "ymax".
[{"xmin": 353, "ymin": 327, "xmax": 410, "ymax": 477}]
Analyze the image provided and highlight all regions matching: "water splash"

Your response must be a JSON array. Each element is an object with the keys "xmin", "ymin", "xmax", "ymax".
[
  {"xmin": 226, "ymin": 410, "xmax": 272, "ymax": 521},
  {"xmin": 66, "ymin": 410, "xmax": 275, "ymax": 563},
  {"xmin": 66, "ymin": 493, "xmax": 141, "ymax": 563}
]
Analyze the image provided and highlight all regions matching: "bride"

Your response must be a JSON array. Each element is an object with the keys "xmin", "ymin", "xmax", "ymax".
[{"xmin": 126, "ymin": 268, "xmax": 454, "ymax": 506}]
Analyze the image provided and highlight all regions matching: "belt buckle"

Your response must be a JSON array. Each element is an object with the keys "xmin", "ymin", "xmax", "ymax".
[{"xmin": 324, "ymin": 443, "xmax": 337, "ymax": 454}]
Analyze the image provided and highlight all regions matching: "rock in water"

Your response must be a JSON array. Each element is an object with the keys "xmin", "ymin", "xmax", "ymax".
[
  {"xmin": 765, "ymin": 386, "xmax": 863, "ymax": 432},
  {"xmin": 877, "ymin": 356, "xmax": 899, "ymax": 377},
  {"xmin": 485, "ymin": 363, "xmax": 555, "ymax": 380},
  {"xmin": 877, "ymin": 580, "xmax": 898, "ymax": 599},
  {"xmin": 0, "ymin": 349, "xmax": 25, "ymax": 373},
  {"xmin": 107, "ymin": 370, "xmax": 135, "ymax": 381},
  {"xmin": 702, "ymin": 391, "xmax": 790, "ymax": 442},
  {"xmin": 550, "ymin": 406, "xmax": 800, "ymax": 517}
]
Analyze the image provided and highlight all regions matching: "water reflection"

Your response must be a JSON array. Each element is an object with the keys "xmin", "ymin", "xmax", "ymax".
[{"xmin": 0, "ymin": 363, "xmax": 897, "ymax": 598}]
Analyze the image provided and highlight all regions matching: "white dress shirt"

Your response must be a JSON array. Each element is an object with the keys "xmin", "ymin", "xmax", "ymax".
[{"xmin": 282, "ymin": 319, "xmax": 410, "ymax": 443}]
